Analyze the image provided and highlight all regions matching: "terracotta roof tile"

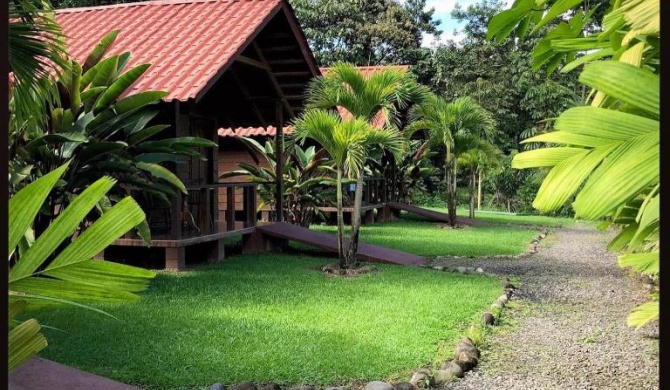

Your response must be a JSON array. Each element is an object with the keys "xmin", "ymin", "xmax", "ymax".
[
  {"xmin": 218, "ymin": 125, "xmax": 295, "ymax": 137},
  {"xmin": 55, "ymin": 0, "xmax": 284, "ymax": 101}
]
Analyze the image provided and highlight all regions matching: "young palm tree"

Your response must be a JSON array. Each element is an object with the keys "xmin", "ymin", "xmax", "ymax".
[
  {"xmin": 407, "ymin": 94, "xmax": 496, "ymax": 226},
  {"xmin": 457, "ymin": 140, "xmax": 502, "ymax": 218},
  {"xmin": 305, "ymin": 62, "xmax": 423, "ymax": 263},
  {"xmin": 293, "ymin": 110, "xmax": 404, "ymax": 269}
]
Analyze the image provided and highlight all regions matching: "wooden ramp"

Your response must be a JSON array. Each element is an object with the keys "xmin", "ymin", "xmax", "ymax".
[
  {"xmin": 386, "ymin": 202, "xmax": 451, "ymax": 223},
  {"xmin": 256, "ymin": 223, "xmax": 427, "ymax": 266}
]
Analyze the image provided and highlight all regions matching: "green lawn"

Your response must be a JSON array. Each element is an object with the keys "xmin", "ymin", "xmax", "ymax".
[
  {"xmin": 307, "ymin": 218, "xmax": 539, "ymax": 258},
  {"xmin": 35, "ymin": 255, "xmax": 500, "ymax": 389},
  {"xmin": 453, "ymin": 207, "xmax": 575, "ymax": 227}
]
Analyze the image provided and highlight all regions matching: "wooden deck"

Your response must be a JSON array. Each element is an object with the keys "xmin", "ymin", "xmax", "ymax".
[
  {"xmin": 114, "ymin": 221, "xmax": 255, "ymax": 248},
  {"xmin": 386, "ymin": 202, "xmax": 451, "ymax": 223},
  {"xmin": 256, "ymin": 222, "xmax": 427, "ymax": 266}
]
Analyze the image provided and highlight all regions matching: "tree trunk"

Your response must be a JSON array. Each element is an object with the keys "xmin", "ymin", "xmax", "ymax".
[
  {"xmin": 336, "ymin": 168, "xmax": 346, "ymax": 269},
  {"xmin": 469, "ymin": 172, "xmax": 476, "ymax": 219},
  {"xmin": 477, "ymin": 171, "xmax": 482, "ymax": 211},
  {"xmin": 445, "ymin": 150, "xmax": 456, "ymax": 227},
  {"xmin": 346, "ymin": 174, "xmax": 365, "ymax": 268}
]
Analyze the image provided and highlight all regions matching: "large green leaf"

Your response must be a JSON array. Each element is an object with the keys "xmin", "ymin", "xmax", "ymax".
[
  {"xmin": 83, "ymin": 30, "xmax": 119, "ymax": 72},
  {"xmin": 580, "ymin": 61, "xmax": 659, "ymax": 115},
  {"xmin": 44, "ymin": 260, "xmax": 155, "ymax": 292},
  {"xmin": 128, "ymin": 125, "xmax": 170, "ymax": 145},
  {"xmin": 9, "ymin": 177, "xmax": 116, "ymax": 282},
  {"xmin": 554, "ymin": 106, "xmax": 658, "ymax": 140},
  {"xmin": 11, "ymin": 277, "xmax": 139, "ymax": 304},
  {"xmin": 532, "ymin": 0, "xmax": 584, "ymax": 32},
  {"xmin": 94, "ymin": 64, "xmax": 151, "ymax": 112},
  {"xmin": 511, "ymin": 147, "xmax": 584, "ymax": 169},
  {"xmin": 8, "ymin": 163, "xmax": 69, "ymax": 254},
  {"xmin": 487, "ymin": 0, "xmax": 535, "ymax": 41},
  {"xmin": 136, "ymin": 162, "xmax": 187, "ymax": 194},
  {"xmin": 47, "ymin": 197, "xmax": 145, "ymax": 271},
  {"xmin": 114, "ymin": 91, "xmax": 169, "ymax": 115},
  {"xmin": 8, "ymin": 319, "xmax": 47, "ymax": 372},
  {"xmin": 531, "ymin": 144, "xmax": 616, "ymax": 212},
  {"xmin": 627, "ymin": 301, "xmax": 658, "ymax": 330},
  {"xmin": 91, "ymin": 55, "xmax": 119, "ymax": 88},
  {"xmin": 618, "ymin": 252, "xmax": 658, "ymax": 275},
  {"xmin": 573, "ymin": 132, "xmax": 658, "ymax": 219}
]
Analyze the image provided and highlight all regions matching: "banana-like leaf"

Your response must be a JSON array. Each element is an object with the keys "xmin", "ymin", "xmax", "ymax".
[
  {"xmin": 94, "ymin": 64, "xmax": 151, "ymax": 112},
  {"xmin": 91, "ymin": 55, "xmax": 119, "ymax": 89},
  {"xmin": 9, "ymin": 164, "xmax": 69, "ymax": 254},
  {"xmin": 136, "ymin": 162, "xmax": 187, "ymax": 194},
  {"xmin": 81, "ymin": 87, "xmax": 107, "ymax": 112},
  {"xmin": 83, "ymin": 30, "xmax": 119, "ymax": 73},
  {"xmin": 135, "ymin": 153, "xmax": 186, "ymax": 164},
  {"xmin": 8, "ymin": 319, "xmax": 47, "ymax": 372},
  {"xmin": 487, "ymin": 0, "xmax": 535, "ymax": 42},
  {"xmin": 580, "ymin": 61, "xmax": 659, "ymax": 116},
  {"xmin": 9, "ymin": 177, "xmax": 116, "ymax": 282},
  {"xmin": 128, "ymin": 125, "xmax": 170, "ymax": 145},
  {"xmin": 522, "ymin": 131, "xmax": 611, "ymax": 148},
  {"xmin": 114, "ymin": 91, "xmax": 169, "ymax": 115},
  {"xmin": 627, "ymin": 301, "xmax": 658, "ymax": 330},
  {"xmin": 561, "ymin": 48, "xmax": 615, "ymax": 73},
  {"xmin": 25, "ymin": 133, "xmax": 88, "ymax": 153}
]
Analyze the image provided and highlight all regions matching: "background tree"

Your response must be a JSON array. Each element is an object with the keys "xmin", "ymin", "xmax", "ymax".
[
  {"xmin": 407, "ymin": 94, "xmax": 495, "ymax": 226},
  {"xmin": 290, "ymin": 0, "xmax": 441, "ymax": 66}
]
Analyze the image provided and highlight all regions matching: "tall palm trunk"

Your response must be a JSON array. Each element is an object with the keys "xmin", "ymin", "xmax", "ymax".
[
  {"xmin": 477, "ymin": 170, "xmax": 482, "ymax": 210},
  {"xmin": 469, "ymin": 171, "xmax": 476, "ymax": 219},
  {"xmin": 444, "ymin": 149, "xmax": 457, "ymax": 227},
  {"xmin": 336, "ymin": 168, "xmax": 346, "ymax": 268},
  {"xmin": 345, "ymin": 174, "xmax": 365, "ymax": 268}
]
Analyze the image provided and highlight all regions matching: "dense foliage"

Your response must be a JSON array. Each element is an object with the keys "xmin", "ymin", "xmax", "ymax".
[{"xmin": 491, "ymin": 0, "xmax": 659, "ymax": 329}]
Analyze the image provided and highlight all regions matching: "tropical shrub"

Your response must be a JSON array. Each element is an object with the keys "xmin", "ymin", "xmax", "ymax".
[
  {"xmin": 489, "ymin": 0, "xmax": 659, "ymax": 328},
  {"xmin": 9, "ymin": 30, "xmax": 217, "ymax": 232},
  {"xmin": 221, "ymin": 137, "xmax": 333, "ymax": 227},
  {"xmin": 9, "ymin": 163, "xmax": 155, "ymax": 371}
]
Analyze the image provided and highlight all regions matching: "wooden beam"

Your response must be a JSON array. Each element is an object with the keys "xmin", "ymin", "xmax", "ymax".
[
  {"xmin": 273, "ymin": 71, "xmax": 311, "ymax": 77},
  {"xmin": 252, "ymin": 41, "xmax": 294, "ymax": 119},
  {"xmin": 261, "ymin": 45, "xmax": 298, "ymax": 52},
  {"xmin": 229, "ymin": 67, "xmax": 268, "ymax": 127},
  {"xmin": 236, "ymin": 55, "xmax": 271, "ymax": 71},
  {"xmin": 266, "ymin": 58, "xmax": 306, "ymax": 65},
  {"xmin": 285, "ymin": 94, "xmax": 305, "ymax": 99}
]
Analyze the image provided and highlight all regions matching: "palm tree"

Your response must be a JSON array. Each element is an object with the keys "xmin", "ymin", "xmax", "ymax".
[
  {"xmin": 9, "ymin": 0, "xmax": 68, "ymax": 129},
  {"xmin": 457, "ymin": 140, "xmax": 502, "ymax": 218},
  {"xmin": 305, "ymin": 62, "xmax": 424, "ymax": 263},
  {"xmin": 407, "ymin": 94, "xmax": 496, "ymax": 226},
  {"xmin": 293, "ymin": 110, "xmax": 404, "ymax": 269}
]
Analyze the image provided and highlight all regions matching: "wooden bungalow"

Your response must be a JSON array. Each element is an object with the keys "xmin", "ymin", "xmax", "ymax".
[
  {"xmin": 217, "ymin": 65, "xmax": 411, "ymax": 225},
  {"xmin": 55, "ymin": 0, "xmax": 320, "ymax": 270}
]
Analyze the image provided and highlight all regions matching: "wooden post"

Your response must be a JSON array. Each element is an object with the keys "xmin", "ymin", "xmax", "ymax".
[
  {"xmin": 165, "ymin": 247, "xmax": 185, "ymax": 270},
  {"xmin": 275, "ymin": 100, "xmax": 284, "ymax": 222},
  {"xmin": 226, "ymin": 186, "xmax": 235, "ymax": 231}
]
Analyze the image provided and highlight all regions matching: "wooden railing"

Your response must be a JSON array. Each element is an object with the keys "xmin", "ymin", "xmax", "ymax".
[{"xmin": 133, "ymin": 182, "xmax": 258, "ymax": 240}]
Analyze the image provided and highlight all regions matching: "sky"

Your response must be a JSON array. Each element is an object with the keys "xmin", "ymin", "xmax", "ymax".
[{"xmin": 412, "ymin": 0, "xmax": 513, "ymax": 47}]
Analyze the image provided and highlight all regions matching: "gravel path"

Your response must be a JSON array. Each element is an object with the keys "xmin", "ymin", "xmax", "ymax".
[{"xmin": 433, "ymin": 221, "xmax": 659, "ymax": 390}]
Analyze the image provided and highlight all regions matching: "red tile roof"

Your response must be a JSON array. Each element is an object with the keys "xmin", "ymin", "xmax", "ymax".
[
  {"xmin": 55, "ymin": 0, "xmax": 285, "ymax": 102},
  {"xmin": 218, "ymin": 125, "xmax": 294, "ymax": 138},
  {"xmin": 219, "ymin": 64, "xmax": 409, "ymax": 137}
]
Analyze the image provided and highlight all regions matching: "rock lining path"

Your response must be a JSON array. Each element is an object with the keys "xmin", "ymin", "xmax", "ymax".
[{"xmin": 433, "ymin": 222, "xmax": 659, "ymax": 390}]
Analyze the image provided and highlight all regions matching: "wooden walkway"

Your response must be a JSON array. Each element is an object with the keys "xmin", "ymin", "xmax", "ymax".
[
  {"xmin": 385, "ymin": 202, "xmax": 488, "ymax": 226},
  {"xmin": 9, "ymin": 357, "xmax": 140, "ymax": 390},
  {"xmin": 256, "ymin": 223, "xmax": 428, "ymax": 266}
]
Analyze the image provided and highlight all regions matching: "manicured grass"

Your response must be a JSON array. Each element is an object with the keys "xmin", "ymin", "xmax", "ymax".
[
  {"xmin": 307, "ymin": 218, "xmax": 539, "ymax": 258},
  {"xmin": 35, "ymin": 254, "xmax": 500, "ymax": 390},
  {"xmin": 453, "ymin": 207, "xmax": 575, "ymax": 227}
]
